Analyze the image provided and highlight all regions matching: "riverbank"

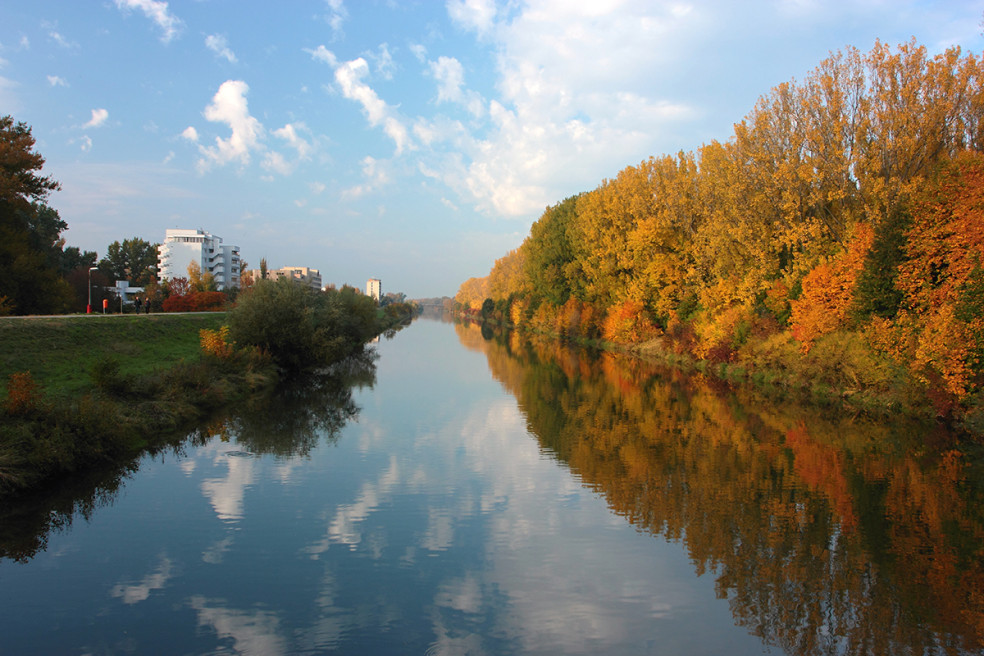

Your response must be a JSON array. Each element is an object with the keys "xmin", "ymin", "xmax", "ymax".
[
  {"xmin": 463, "ymin": 313, "xmax": 980, "ymax": 438},
  {"xmin": 0, "ymin": 313, "xmax": 280, "ymax": 496},
  {"xmin": 0, "ymin": 303, "xmax": 415, "ymax": 498}
]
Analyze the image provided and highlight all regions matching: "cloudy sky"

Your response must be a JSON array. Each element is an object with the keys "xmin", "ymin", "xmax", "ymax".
[{"xmin": 1, "ymin": 1, "xmax": 981, "ymax": 297}]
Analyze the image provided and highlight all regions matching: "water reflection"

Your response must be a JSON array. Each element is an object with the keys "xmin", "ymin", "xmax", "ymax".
[
  {"xmin": 456, "ymin": 321, "xmax": 984, "ymax": 654},
  {"xmin": 3, "ymin": 320, "xmax": 982, "ymax": 654}
]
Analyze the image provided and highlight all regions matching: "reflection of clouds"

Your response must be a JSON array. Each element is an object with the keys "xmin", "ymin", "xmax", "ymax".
[
  {"xmin": 202, "ymin": 535, "xmax": 235, "ymax": 564},
  {"xmin": 421, "ymin": 508, "xmax": 454, "ymax": 552},
  {"xmin": 272, "ymin": 460, "xmax": 300, "ymax": 485},
  {"xmin": 426, "ymin": 396, "xmax": 698, "ymax": 654},
  {"xmin": 200, "ymin": 453, "xmax": 255, "ymax": 521},
  {"xmin": 293, "ymin": 570, "xmax": 352, "ymax": 652},
  {"xmin": 110, "ymin": 553, "xmax": 173, "ymax": 604},
  {"xmin": 179, "ymin": 459, "xmax": 196, "ymax": 475},
  {"xmin": 435, "ymin": 574, "xmax": 483, "ymax": 614},
  {"xmin": 304, "ymin": 456, "xmax": 400, "ymax": 556},
  {"xmin": 190, "ymin": 595, "xmax": 286, "ymax": 655}
]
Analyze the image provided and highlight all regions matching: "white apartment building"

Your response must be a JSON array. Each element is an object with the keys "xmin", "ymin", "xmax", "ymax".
[
  {"xmin": 245, "ymin": 266, "xmax": 322, "ymax": 291},
  {"xmin": 157, "ymin": 228, "xmax": 241, "ymax": 290},
  {"xmin": 366, "ymin": 278, "xmax": 381, "ymax": 302}
]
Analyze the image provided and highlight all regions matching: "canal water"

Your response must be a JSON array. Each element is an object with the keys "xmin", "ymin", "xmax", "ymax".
[{"xmin": 1, "ymin": 318, "xmax": 982, "ymax": 655}]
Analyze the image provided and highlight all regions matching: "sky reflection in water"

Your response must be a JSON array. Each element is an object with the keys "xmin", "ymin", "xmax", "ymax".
[{"xmin": 1, "ymin": 318, "xmax": 980, "ymax": 655}]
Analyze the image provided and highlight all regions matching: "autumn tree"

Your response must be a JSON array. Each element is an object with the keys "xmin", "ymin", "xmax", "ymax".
[
  {"xmin": 187, "ymin": 260, "xmax": 218, "ymax": 293},
  {"xmin": 0, "ymin": 116, "xmax": 77, "ymax": 314}
]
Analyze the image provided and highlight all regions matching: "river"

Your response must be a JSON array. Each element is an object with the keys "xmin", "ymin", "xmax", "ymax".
[{"xmin": 1, "ymin": 317, "xmax": 982, "ymax": 655}]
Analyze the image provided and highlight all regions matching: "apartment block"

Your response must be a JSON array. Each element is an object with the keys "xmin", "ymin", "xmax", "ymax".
[
  {"xmin": 157, "ymin": 228, "xmax": 241, "ymax": 290},
  {"xmin": 366, "ymin": 278, "xmax": 381, "ymax": 302},
  {"xmin": 245, "ymin": 266, "xmax": 323, "ymax": 291}
]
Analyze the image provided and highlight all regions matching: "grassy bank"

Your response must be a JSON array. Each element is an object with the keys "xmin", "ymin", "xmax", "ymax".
[
  {"xmin": 0, "ymin": 313, "xmax": 227, "ymax": 398},
  {"xmin": 0, "ymin": 313, "xmax": 277, "ymax": 496}
]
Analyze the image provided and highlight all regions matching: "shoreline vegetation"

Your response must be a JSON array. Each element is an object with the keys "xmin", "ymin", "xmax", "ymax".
[
  {"xmin": 455, "ymin": 41, "xmax": 984, "ymax": 438},
  {"xmin": 0, "ymin": 279, "xmax": 417, "ymax": 499}
]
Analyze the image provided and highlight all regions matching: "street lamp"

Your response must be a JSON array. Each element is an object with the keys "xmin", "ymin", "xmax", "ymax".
[{"xmin": 87, "ymin": 267, "xmax": 98, "ymax": 314}]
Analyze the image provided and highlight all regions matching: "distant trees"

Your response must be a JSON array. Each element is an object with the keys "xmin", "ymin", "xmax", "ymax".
[{"xmin": 99, "ymin": 238, "xmax": 159, "ymax": 287}]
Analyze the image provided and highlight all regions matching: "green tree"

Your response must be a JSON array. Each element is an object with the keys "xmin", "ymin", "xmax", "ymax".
[
  {"xmin": 99, "ymin": 237, "xmax": 159, "ymax": 287},
  {"xmin": 228, "ymin": 278, "xmax": 379, "ymax": 372}
]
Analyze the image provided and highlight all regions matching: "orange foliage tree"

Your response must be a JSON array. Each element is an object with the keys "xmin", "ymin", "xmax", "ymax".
[{"xmin": 791, "ymin": 223, "xmax": 874, "ymax": 351}]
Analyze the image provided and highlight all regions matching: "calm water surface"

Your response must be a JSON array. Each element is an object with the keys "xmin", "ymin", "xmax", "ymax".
[{"xmin": 1, "ymin": 318, "xmax": 982, "ymax": 655}]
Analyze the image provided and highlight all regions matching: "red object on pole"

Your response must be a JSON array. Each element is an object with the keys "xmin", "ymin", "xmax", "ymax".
[
  {"xmin": 87, "ymin": 304, "xmax": 92, "ymax": 314},
  {"xmin": 102, "ymin": 298, "xmax": 108, "ymax": 314}
]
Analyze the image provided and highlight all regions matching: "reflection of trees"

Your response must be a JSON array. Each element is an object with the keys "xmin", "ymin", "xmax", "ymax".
[
  {"xmin": 457, "ymin": 322, "xmax": 984, "ymax": 654},
  {"xmin": 0, "ymin": 352, "xmax": 377, "ymax": 562},
  {"xmin": 207, "ymin": 350, "xmax": 377, "ymax": 458}
]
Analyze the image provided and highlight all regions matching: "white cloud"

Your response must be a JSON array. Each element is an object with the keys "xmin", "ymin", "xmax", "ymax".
[
  {"xmin": 48, "ymin": 30, "xmax": 78, "ymax": 50},
  {"xmin": 309, "ymin": 182, "xmax": 326, "ymax": 195},
  {"xmin": 83, "ymin": 108, "xmax": 109, "ymax": 128},
  {"xmin": 325, "ymin": 0, "xmax": 348, "ymax": 33},
  {"xmin": 418, "ymin": 0, "xmax": 701, "ymax": 218},
  {"xmin": 79, "ymin": 135, "xmax": 93, "ymax": 152},
  {"xmin": 262, "ymin": 151, "xmax": 291, "ymax": 175},
  {"xmin": 410, "ymin": 43, "xmax": 427, "ymax": 62},
  {"xmin": 162, "ymin": 150, "xmax": 175, "ymax": 164},
  {"xmin": 305, "ymin": 45, "xmax": 337, "ymax": 67},
  {"xmin": 342, "ymin": 155, "xmax": 390, "ymax": 200},
  {"xmin": 114, "ymin": 0, "xmax": 183, "ymax": 43},
  {"xmin": 369, "ymin": 43, "xmax": 396, "ymax": 80},
  {"xmin": 47, "ymin": 75, "xmax": 67, "ymax": 87},
  {"xmin": 273, "ymin": 123, "xmax": 312, "ymax": 159},
  {"xmin": 197, "ymin": 80, "xmax": 264, "ymax": 172},
  {"xmin": 181, "ymin": 126, "xmax": 199, "ymax": 142},
  {"xmin": 446, "ymin": 0, "xmax": 497, "ymax": 35},
  {"xmin": 333, "ymin": 57, "xmax": 410, "ymax": 155},
  {"xmin": 205, "ymin": 34, "xmax": 237, "ymax": 63},
  {"xmin": 430, "ymin": 56, "xmax": 465, "ymax": 104}
]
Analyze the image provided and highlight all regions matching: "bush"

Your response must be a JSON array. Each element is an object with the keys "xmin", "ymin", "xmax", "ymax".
[
  {"xmin": 4, "ymin": 372, "xmax": 42, "ymax": 415},
  {"xmin": 228, "ymin": 279, "xmax": 379, "ymax": 372}
]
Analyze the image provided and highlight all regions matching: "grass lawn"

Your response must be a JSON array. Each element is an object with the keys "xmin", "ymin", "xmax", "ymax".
[{"xmin": 0, "ymin": 313, "xmax": 227, "ymax": 398}]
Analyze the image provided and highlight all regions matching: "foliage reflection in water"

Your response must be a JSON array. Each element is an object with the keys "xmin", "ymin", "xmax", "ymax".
[
  {"xmin": 1, "ymin": 320, "xmax": 983, "ymax": 655},
  {"xmin": 456, "ymin": 321, "xmax": 984, "ymax": 655}
]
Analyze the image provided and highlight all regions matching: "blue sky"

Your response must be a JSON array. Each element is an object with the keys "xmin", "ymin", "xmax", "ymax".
[{"xmin": 1, "ymin": 1, "xmax": 982, "ymax": 298}]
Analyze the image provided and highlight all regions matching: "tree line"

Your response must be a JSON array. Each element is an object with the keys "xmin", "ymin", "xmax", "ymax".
[
  {"xmin": 0, "ymin": 114, "xmax": 243, "ymax": 315},
  {"xmin": 456, "ymin": 40, "xmax": 984, "ymax": 426}
]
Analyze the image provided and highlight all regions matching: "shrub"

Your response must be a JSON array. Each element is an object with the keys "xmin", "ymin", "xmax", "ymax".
[
  {"xmin": 90, "ymin": 357, "xmax": 127, "ymax": 396},
  {"xmin": 602, "ymin": 301, "xmax": 660, "ymax": 344},
  {"xmin": 200, "ymin": 325, "xmax": 233, "ymax": 359},
  {"xmin": 5, "ymin": 372, "xmax": 42, "ymax": 415},
  {"xmin": 228, "ymin": 279, "xmax": 378, "ymax": 372}
]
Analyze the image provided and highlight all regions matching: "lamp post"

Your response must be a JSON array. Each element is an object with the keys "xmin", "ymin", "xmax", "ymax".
[{"xmin": 87, "ymin": 266, "xmax": 98, "ymax": 314}]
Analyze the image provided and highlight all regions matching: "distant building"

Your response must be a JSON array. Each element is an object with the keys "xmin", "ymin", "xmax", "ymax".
[
  {"xmin": 157, "ymin": 228, "xmax": 241, "ymax": 290},
  {"xmin": 245, "ymin": 266, "xmax": 322, "ymax": 291},
  {"xmin": 366, "ymin": 278, "xmax": 381, "ymax": 302}
]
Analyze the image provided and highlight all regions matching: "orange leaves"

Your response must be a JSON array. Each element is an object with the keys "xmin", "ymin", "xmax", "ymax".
[
  {"xmin": 791, "ymin": 222, "xmax": 874, "ymax": 351},
  {"xmin": 4, "ymin": 371, "xmax": 42, "ymax": 415},
  {"xmin": 453, "ymin": 276, "xmax": 489, "ymax": 313},
  {"xmin": 899, "ymin": 152, "xmax": 984, "ymax": 312},
  {"xmin": 602, "ymin": 301, "xmax": 660, "ymax": 345},
  {"xmin": 200, "ymin": 326, "xmax": 233, "ymax": 360}
]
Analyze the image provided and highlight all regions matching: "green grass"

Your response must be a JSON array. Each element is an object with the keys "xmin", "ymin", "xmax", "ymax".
[{"xmin": 0, "ymin": 313, "xmax": 226, "ymax": 397}]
